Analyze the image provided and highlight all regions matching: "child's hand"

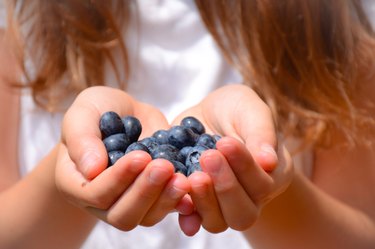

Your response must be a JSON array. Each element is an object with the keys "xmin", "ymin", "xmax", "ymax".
[
  {"xmin": 55, "ymin": 86, "xmax": 192, "ymax": 231},
  {"xmin": 172, "ymin": 84, "xmax": 294, "ymax": 235}
]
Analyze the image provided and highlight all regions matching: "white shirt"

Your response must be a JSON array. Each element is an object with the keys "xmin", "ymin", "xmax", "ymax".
[
  {"xmin": 83, "ymin": 2, "xmax": 248, "ymax": 248},
  {"xmin": 7, "ymin": 1, "xmax": 250, "ymax": 248},
  {"xmin": 7, "ymin": 0, "xmax": 375, "ymax": 248}
]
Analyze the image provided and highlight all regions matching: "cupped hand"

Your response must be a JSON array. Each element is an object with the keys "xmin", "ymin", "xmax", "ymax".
[
  {"xmin": 173, "ymin": 84, "xmax": 294, "ymax": 235},
  {"xmin": 55, "ymin": 86, "xmax": 193, "ymax": 231}
]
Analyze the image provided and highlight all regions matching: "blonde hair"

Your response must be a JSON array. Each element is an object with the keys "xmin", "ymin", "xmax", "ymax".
[
  {"xmin": 7, "ymin": 0, "xmax": 131, "ymax": 110},
  {"xmin": 7, "ymin": 0, "xmax": 375, "ymax": 147},
  {"xmin": 195, "ymin": 0, "xmax": 375, "ymax": 147}
]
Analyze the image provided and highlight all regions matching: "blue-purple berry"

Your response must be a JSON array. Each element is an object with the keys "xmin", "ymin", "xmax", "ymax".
[
  {"xmin": 213, "ymin": 134, "xmax": 222, "ymax": 142},
  {"xmin": 125, "ymin": 142, "xmax": 150, "ymax": 154},
  {"xmin": 108, "ymin": 150, "xmax": 125, "ymax": 166},
  {"xmin": 181, "ymin": 116, "xmax": 205, "ymax": 135},
  {"xmin": 138, "ymin": 137, "xmax": 159, "ymax": 153},
  {"xmin": 150, "ymin": 144, "xmax": 180, "ymax": 162},
  {"xmin": 103, "ymin": 133, "xmax": 131, "ymax": 152},
  {"xmin": 152, "ymin": 129, "xmax": 169, "ymax": 144},
  {"xmin": 168, "ymin": 125, "xmax": 197, "ymax": 149},
  {"xmin": 171, "ymin": 160, "xmax": 188, "ymax": 175},
  {"xmin": 178, "ymin": 146, "xmax": 193, "ymax": 163},
  {"xmin": 122, "ymin": 116, "xmax": 142, "ymax": 142},
  {"xmin": 185, "ymin": 145, "xmax": 209, "ymax": 176},
  {"xmin": 100, "ymin": 111, "xmax": 125, "ymax": 139},
  {"xmin": 196, "ymin": 133, "xmax": 217, "ymax": 149},
  {"xmin": 99, "ymin": 112, "xmax": 221, "ymax": 173}
]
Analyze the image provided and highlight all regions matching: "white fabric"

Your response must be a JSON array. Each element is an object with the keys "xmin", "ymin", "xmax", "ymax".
[
  {"xmin": 81, "ymin": 1, "xmax": 248, "ymax": 248},
  {"xmin": 12, "ymin": 1, "xmax": 249, "ymax": 249},
  {"xmin": 107, "ymin": 0, "xmax": 241, "ymax": 122},
  {"xmin": 0, "ymin": 1, "xmax": 5, "ymax": 28},
  {"xmin": 362, "ymin": 0, "xmax": 375, "ymax": 26},
  {"xmin": 10, "ymin": 0, "xmax": 375, "ymax": 248}
]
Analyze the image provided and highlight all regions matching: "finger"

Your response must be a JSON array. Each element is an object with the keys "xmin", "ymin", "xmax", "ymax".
[
  {"xmin": 140, "ymin": 170, "xmax": 191, "ymax": 227},
  {"xmin": 216, "ymin": 136, "xmax": 275, "ymax": 206},
  {"xmin": 229, "ymin": 86, "xmax": 278, "ymax": 171},
  {"xmin": 265, "ymin": 144, "xmax": 294, "ymax": 202},
  {"xmin": 235, "ymin": 96, "xmax": 278, "ymax": 172},
  {"xmin": 200, "ymin": 149, "xmax": 259, "ymax": 231},
  {"xmin": 203, "ymin": 85, "xmax": 278, "ymax": 171},
  {"xmin": 175, "ymin": 194, "xmax": 195, "ymax": 216},
  {"xmin": 62, "ymin": 86, "xmax": 138, "ymax": 179},
  {"xmin": 88, "ymin": 159, "xmax": 175, "ymax": 231},
  {"xmin": 62, "ymin": 104, "xmax": 106, "ymax": 180},
  {"xmin": 56, "ymin": 145, "xmax": 151, "ymax": 209},
  {"xmin": 188, "ymin": 171, "xmax": 228, "ymax": 233},
  {"xmin": 178, "ymin": 212, "xmax": 202, "ymax": 237}
]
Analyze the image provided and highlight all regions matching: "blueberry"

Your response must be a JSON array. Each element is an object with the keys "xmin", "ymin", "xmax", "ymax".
[
  {"xmin": 122, "ymin": 116, "xmax": 142, "ymax": 142},
  {"xmin": 187, "ymin": 162, "xmax": 202, "ymax": 176},
  {"xmin": 150, "ymin": 144, "xmax": 180, "ymax": 161},
  {"xmin": 178, "ymin": 146, "xmax": 193, "ymax": 163},
  {"xmin": 196, "ymin": 133, "xmax": 217, "ymax": 149},
  {"xmin": 99, "ymin": 114, "xmax": 220, "ymax": 173},
  {"xmin": 213, "ymin": 134, "xmax": 222, "ymax": 142},
  {"xmin": 152, "ymin": 129, "xmax": 169, "ymax": 144},
  {"xmin": 100, "ymin": 111, "xmax": 125, "ymax": 139},
  {"xmin": 171, "ymin": 160, "xmax": 188, "ymax": 176},
  {"xmin": 185, "ymin": 145, "xmax": 209, "ymax": 176},
  {"xmin": 138, "ymin": 137, "xmax": 159, "ymax": 153},
  {"xmin": 103, "ymin": 133, "xmax": 132, "ymax": 152},
  {"xmin": 125, "ymin": 142, "xmax": 150, "ymax": 154},
  {"xmin": 168, "ymin": 125, "xmax": 197, "ymax": 149},
  {"xmin": 180, "ymin": 116, "xmax": 205, "ymax": 135},
  {"xmin": 108, "ymin": 150, "xmax": 125, "ymax": 167}
]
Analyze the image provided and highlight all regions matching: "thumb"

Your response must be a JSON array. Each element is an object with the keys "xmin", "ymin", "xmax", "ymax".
[
  {"xmin": 239, "ymin": 100, "xmax": 278, "ymax": 172},
  {"xmin": 207, "ymin": 85, "xmax": 279, "ymax": 172},
  {"xmin": 61, "ymin": 86, "xmax": 137, "ymax": 179},
  {"xmin": 61, "ymin": 101, "xmax": 107, "ymax": 180}
]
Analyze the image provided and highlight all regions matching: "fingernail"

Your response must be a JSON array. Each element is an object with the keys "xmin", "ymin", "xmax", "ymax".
[
  {"xmin": 81, "ymin": 150, "xmax": 100, "ymax": 177},
  {"xmin": 260, "ymin": 144, "xmax": 277, "ymax": 156},
  {"xmin": 169, "ymin": 185, "xmax": 186, "ymax": 200},
  {"xmin": 201, "ymin": 152, "xmax": 222, "ymax": 176},
  {"xmin": 258, "ymin": 144, "xmax": 278, "ymax": 171},
  {"xmin": 149, "ymin": 166, "xmax": 171, "ymax": 185}
]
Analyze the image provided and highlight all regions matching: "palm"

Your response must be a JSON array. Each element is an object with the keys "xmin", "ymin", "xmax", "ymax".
[
  {"xmin": 56, "ymin": 86, "xmax": 191, "ymax": 232},
  {"xmin": 172, "ymin": 85, "xmax": 293, "ymax": 235}
]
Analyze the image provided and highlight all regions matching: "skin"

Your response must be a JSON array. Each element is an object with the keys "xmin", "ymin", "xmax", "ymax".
[
  {"xmin": 58, "ymin": 84, "xmax": 375, "ymax": 249},
  {"xmin": 1, "ymin": 25, "xmax": 375, "ymax": 249},
  {"xmin": 0, "ymin": 31, "xmax": 96, "ymax": 249},
  {"xmin": 171, "ymin": 85, "xmax": 291, "ymax": 234},
  {"xmin": 55, "ymin": 85, "xmax": 285, "ymax": 234},
  {"xmin": 0, "ymin": 30, "xmax": 20, "ymax": 191},
  {"xmin": 178, "ymin": 86, "xmax": 375, "ymax": 248},
  {"xmin": 56, "ymin": 87, "xmax": 194, "ymax": 231}
]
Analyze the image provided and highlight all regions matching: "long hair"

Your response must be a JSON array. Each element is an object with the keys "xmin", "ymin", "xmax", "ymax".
[
  {"xmin": 7, "ymin": 0, "xmax": 375, "ymax": 146},
  {"xmin": 195, "ymin": 0, "xmax": 375, "ymax": 147},
  {"xmin": 7, "ymin": 0, "xmax": 131, "ymax": 110}
]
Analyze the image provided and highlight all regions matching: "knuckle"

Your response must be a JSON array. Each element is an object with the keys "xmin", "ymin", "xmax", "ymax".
[
  {"xmin": 215, "ymin": 179, "xmax": 237, "ymax": 196},
  {"xmin": 203, "ymin": 223, "xmax": 228, "ymax": 234},
  {"xmin": 109, "ymin": 215, "xmax": 137, "ymax": 232},
  {"xmin": 138, "ymin": 186, "xmax": 158, "ymax": 201},
  {"xmin": 230, "ymin": 212, "xmax": 258, "ymax": 231},
  {"xmin": 140, "ymin": 216, "xmax": 163, "ymax": 227},
  {"xmin": 140, "ymin": 220, "xmax": 155, "ymax": 227},
  {"xmin": 85, "ymin": 192, "xmax": 112, "ymax": 210},
  {"xmin": 251, "ymin": 178, "xmax": 274, "ymax": 206}
]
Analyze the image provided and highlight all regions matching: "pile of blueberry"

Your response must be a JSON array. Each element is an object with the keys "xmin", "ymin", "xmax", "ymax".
[{"xmin": 99, "ymin": 111, "xmax": 221, "ymax": 176}]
